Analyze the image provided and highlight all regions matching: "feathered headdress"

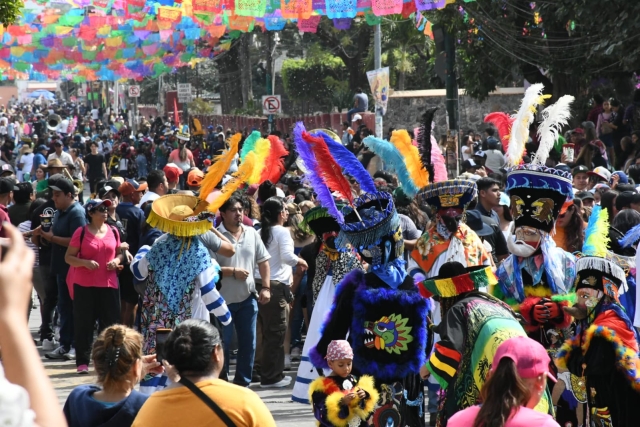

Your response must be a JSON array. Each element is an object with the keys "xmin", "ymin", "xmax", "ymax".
[
  {"xmin": 293, "ymin": 122, "xmax": 343, "ymax": 223},
  {"xmin": 304, "ymin": 131, "xmax": 354, "ymax": 203},
  {"xmin": 417, "ymin": 107, "xmax": 437, "ymax": 180},
  {"xmin": 260, "ymin": 135, "xmax": 289, "ymax": 184},
  {"xmin": 239, "ymin": 130, "xmax": 261, "ymax": 161},
  {"xmin": 207, "ymin": 151, "xmax": 256, "ymax": 213},
  {"xmin": 390, "ymin": 130, "xmax": 429, "ymax": 188},
  {"xmin": 313, "ymin": 131, "xmax": 376, "ymax": 195},
  {"xmin": 247, "ymin": 138, "xmax": 271, "ymax": 185},
  {"xmin": 363, "ymin": 136, "xmax": 419, "ymax": 197},
  {"xmin": 484, "ymin": 112, "xmax": 514, "ymax": 152},
  {"xmin": 199, "ymin": 133, "xmax": 241, "ymax": 200},
  {"xmin": 582, "ymin": 205, "xmax": 610, "ymax": 257},
  {"xmin": 619, "ymin": 224, "xmax": 640, "ymax": 249},
  {"xmin": 533, "ymin": 95, "xmax": 575, "ymax": 166},
  {"xmin": 507, "ymin": 83, "xmax": 550, "ymax": 166}
]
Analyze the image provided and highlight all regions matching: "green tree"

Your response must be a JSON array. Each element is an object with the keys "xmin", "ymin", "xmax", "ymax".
[
  {"xmin": 0, "ymin": 0, "xmax": 23, "ymax": 27},
  {"xmin": 428, "ymin": 0, "xmax": 640, "ymax": 102}
]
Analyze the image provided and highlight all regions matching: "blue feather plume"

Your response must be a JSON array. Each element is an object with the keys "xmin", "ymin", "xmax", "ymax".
[
  {"xmin": 582, "ymin": 205, "xmax": 609, "ymax": 257},
  {"xmin": 619, "ymin": 223, "xmax": 640, "ymax": 248},
  {"xmin": 313, "ymin": 131, "xmax": 377, "ymax": 194},
  {"xmin": 293, "ymin": 123, "xmax": 344, "ymax": 223},
  {"xmin": 362, "ymin": 136, "xmax": 419, "ymax": 197}
]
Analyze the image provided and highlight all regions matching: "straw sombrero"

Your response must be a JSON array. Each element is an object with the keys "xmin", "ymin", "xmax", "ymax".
[{"xmin": 147, "ymin": 194, "xmax": 211, "ymax": 237}]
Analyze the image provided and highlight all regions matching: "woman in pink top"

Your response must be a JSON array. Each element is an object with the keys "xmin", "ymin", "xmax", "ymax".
[
  {"xmin": 65, "ymin": 199, "xmax": 125, "ymax": 375},
  {"xmin": 448, "ymin": 336, "xmax": 560, "ymax": 427}
]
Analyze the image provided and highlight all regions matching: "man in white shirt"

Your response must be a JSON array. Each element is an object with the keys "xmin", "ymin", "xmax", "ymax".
[
  {"xmin": 139, "ymin": 169, "xmax": 169, "ymax": 209},
  {"xmin": 47, "ymin": 140, "xmax": 73, "ymax": 167},
  {"xmin": 212, "ymin": 195, "xmax": 271, "ymax": 387},
  {"xmin": 91, "ymin": 108, "xmax": 99, "ymax": 121},
  {"xmin": 57, "ymin": 117, "xmax": 69, "ymax": 135}
]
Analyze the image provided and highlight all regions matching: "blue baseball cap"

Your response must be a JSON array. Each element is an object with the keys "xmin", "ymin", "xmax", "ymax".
[
  {"xmin": 612, "ymin": 171, "xmax": 629, "ymax": 184},
  {"xmin": 84, "ymin": 199, "xmax": 112, "ymax": 214}
]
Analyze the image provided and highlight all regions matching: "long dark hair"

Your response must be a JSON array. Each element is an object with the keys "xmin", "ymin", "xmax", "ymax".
[
  {"xmin": 260, "ymin": 197, "xmax": 284, "ymax": 245},
  {"xmin": 600, "ymin": 190, "xmax": 619, "ymax": 222},
  {"xmin": 165, "ymin": 319, "xmax": 221, "ymax": 377},
  {"xmin": 563, "ymin": 204, "xmax": 585, "ymax": 253},
  {"xmin": 473, "ymin": 358, "xmax": 532, "ymax": 427}
]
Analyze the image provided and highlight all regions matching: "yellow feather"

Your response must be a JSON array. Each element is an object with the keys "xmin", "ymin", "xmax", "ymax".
[
  {"xmin": 390, "ymin": 130, "xmax": 429, "ymax": 188},
  {"xmin": 207, "ymin": 152, "xmax": 256, "ymax": 213},
  {"xmin": 199, "ymin": 133, "xmax": 241, "ymax": 201},
  {"xmin": 353, "ymin": 375, "xmax": 380, "ymax": 421},
  {"xmin": 247, "ymin": 138, "xmax": 271, "ymax": 185}
]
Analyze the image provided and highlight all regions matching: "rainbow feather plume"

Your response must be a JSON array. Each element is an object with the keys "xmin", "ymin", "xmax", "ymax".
[
  {"xmin": 304, "ymin": 131, "xmax": 354, "ymax": 203},
  {"xmin": 390, "ymin": 130, "xmax": 429, "ymax": 188},
  {"xmin": 260, "ymin": 135, "xmax": 289, "ymax": 184},
  {"xmin": 247, "ymin": 137, "xmax": 271, "ymax": 184},
  {"xmin": 484, "ymin": 112, "xmax": 514, "ymax": 152},
  {"xmin": 199, "ymin": 133, "xmax": 241, "ymax": 201},
  {"xmin": 582, "ymin": 205, "xmax": 610, "ymax": 257},
  {"xmin": 507, "ymin": 83, "xmax": 550, "ymax": 166},
  {"xmin": 363, "ymin": 136, "xmax": 419, "ymax": 197},
  {"xmin": 239, "ymin": 130, "xmax": 261, "ymax": 161},
  {"xmin": 313, "ymin": 130, "xmax": 377, "ymax": 195},
  {"xmin": 293, "ymin": 122, "xmax": 343, "ymax": 223},
  {"xmin": 208, "ymin": 151, "xmax": 256, "ymax": 213}
]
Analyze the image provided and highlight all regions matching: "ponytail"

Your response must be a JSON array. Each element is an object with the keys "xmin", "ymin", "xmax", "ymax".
[
  {"xmin": 260, "ymin": 197, "xmax": 284, "ymax": 246},
  {"xmin": 472, "ymin": 358, "xmax": 531, "ymax": 427}
]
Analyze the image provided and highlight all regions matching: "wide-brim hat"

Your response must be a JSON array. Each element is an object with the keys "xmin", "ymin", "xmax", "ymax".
[
  {"xmin": 148, "ymin": 194, "xmax": 211, "ymax": 237},
  {"xmin": 418, "ymin": 264, "xmax": 497, "ymax": 299},
  {"xmin": 300, "ymin": 206, "xmax": 341, "ymax": 237},
  {"xmin": 41, "ymin": 158, "xmax": 69, "ymax": 169},
  {"xmin": 506, "ymin": 164, "xmax": 573, "ymax": 233},
  {"xmin": 336, "ymin": 191, "xmax": 399, "ymax": 251},
  {"xmin": 418, "ymin": 179, "xmax": 477, "ymax": 211},
  {"xmin": 574, "ymin": 256, "xmax": 626, "ymax": 304},
  {"xmin": 176, "ymin": 130, "xmax": 190, "ymax": 141}
]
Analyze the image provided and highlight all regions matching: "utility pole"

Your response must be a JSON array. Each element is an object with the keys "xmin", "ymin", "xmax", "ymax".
[
  {"xmin": 444, "ymin": 29, "xmax": 460, "ymax": 177},
  {"xmin": 373, "ymin": 24, "xmax": 382, "ymax": 139},
  {"xmin": 182, "ymin": 66, "xmax": 189, "ymax": 125}
]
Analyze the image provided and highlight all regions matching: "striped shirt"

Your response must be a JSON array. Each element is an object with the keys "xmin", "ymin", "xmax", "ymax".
[{"xmin": 18, "ymin": 220, "xmax": 39, "ymax": 266}]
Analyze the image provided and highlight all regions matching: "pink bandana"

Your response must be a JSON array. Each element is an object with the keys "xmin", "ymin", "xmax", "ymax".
[{"xmin": 326, "ymin": 340, "xmax": 354, "ymax": 361}]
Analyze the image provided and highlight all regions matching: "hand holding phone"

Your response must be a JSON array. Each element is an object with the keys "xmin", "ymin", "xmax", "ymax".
[{"xmin": 155, "ymin": 328, "xmax": 172, "ymax": 364}]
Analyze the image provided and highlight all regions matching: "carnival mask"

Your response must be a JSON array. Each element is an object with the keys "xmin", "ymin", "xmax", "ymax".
[
  {"xmin": 322, "ymin": 231, "xmax": 339, "ymax": 249},
  {"xmin": 438, "ymin": 208, "xmax": 463, "ymax": 234},
  {"xmin": 507, "ymin": 225, "xmax": 543, "ymax": 258},
  {"xmin": 576, "ymin": 287, "xmax": 603, "ymax": 309}
]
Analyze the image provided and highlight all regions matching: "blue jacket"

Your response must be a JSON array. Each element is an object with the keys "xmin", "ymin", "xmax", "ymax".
[{"xmin": 63, "ymin": 385, "xmax": 148, "ymax": 427}]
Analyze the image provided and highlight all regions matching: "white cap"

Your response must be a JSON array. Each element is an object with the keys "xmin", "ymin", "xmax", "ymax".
[{"xmin": 352, "ymin": 114, "xmax": 362, "ymax": 122}]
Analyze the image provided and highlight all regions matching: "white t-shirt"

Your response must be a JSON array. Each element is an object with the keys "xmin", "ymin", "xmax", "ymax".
[
  {"xmin": 19, "ymin": 153, "xmax": 33, "ymax": 176},
  {"xmin": 264, "ymin": 225, "xmax": 299, "ymax": 284},
  {"xmin": 58, "ymin": 119, "xmax": 69, "ymax": 134},
  {"xmin": 461, "ymin": 145, "xmax": 472, "ymax": 161},
  {"xmin": 91, "ymin": 108, "xmax": 99, "ymax": 120},
  {"xmin": 47, "ymin": 151, "xmax": 74, "ymax": 167}
]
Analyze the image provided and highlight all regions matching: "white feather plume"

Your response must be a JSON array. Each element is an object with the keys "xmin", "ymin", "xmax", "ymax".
[
  {"xmin": 507, "ymin": 83, "xmax": 548, "ymax": 167},
  {"xmin": 532, "ymin": 95, "xmax": 575, "ymax": 166}
]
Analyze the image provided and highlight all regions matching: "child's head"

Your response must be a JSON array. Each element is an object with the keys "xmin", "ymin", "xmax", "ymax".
[
  {"xmin": 92, "ymin": 325, "xmax": 143, "ymax": 392},
  {"xmin": 326, "ymin": 340, "xmax": 354, "ymax": 378}
]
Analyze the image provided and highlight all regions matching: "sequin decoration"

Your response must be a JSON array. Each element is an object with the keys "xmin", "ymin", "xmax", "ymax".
[
  {"xmin": 325, "ymin": 0, "xmax": 357, "ymax": 19},
  {"xmin": 372, "ymin": 0, "xmax": 402, "ymax": 16},
  {"xmin": 281, "ymin": 0, "xmax": 312, "ymax": 19},
  {"xmin": 234, "ymin": 0, "xmax": 267, "ymax": 17},
  {"xmin": 414, "ymin": 0, "xmax": 445, "ymax": 11}
]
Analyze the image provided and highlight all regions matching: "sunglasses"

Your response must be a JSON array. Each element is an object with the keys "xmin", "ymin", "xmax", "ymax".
[{"xmin": 92, "ymin": 206, "xmax": 108, "ymax": 213}]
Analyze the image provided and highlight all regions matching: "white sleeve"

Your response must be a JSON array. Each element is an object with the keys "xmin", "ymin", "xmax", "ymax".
[
  {"xmin": 196, "ymin": 264, "xmax": 232, "ymax": 326},
  {"xmin": 277, "ymin": 227, "xmax": 299, "ymax": 267},
  {"xmin": 131, "ymin": 245, "xmax": 151, "ymax": 281}
]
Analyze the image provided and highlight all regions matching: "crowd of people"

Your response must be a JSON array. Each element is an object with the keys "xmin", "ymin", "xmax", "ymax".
[{"xmin": 1, "ymin": 85, "xmax": 640, "ymax": 427}]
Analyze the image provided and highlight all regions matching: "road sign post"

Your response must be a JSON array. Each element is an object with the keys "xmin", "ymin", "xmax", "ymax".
[
  {"xmin": 262, "ymin": 95, "xmax": 281, "ymax": 115},
  {"xmin": 177, "ymin": 83, "xmax": 193, "ymax": 104},
  {"xmin": 128, "ymin": 85, "xmax": 140, "ymax": 98}
]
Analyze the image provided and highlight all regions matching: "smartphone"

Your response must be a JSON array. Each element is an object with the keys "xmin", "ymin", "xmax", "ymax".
[{"xmin": 155, "ymin": 328, "xmax": 172, "ymax": 364}]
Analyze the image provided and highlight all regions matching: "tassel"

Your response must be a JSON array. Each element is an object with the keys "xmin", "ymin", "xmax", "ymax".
[
  {"xmin": 199, "ymin": 133, "xmax": 241, "ymax": 201},
  {"xmin": 390, "ymin": 129, "xmax": 429, "ymax": 188}
]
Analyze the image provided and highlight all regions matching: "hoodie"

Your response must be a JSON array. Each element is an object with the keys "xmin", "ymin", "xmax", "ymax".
[{"xmin": 63, "ymin": 385, "xmax": 148, "ymax": 427}]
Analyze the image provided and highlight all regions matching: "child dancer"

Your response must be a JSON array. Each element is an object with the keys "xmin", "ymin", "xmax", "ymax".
[{"xmin": 309, "ymin": 340, "xmax": 379, "ymax": 427}]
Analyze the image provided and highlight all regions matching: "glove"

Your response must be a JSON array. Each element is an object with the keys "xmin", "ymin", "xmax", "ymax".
[
  {"xmin": 544, "ymin": 301, "xmax": 561, "ymax": 319},
  {"xmin": 532, "ymin": 303, "xmax": 551, "ymax": 324}
]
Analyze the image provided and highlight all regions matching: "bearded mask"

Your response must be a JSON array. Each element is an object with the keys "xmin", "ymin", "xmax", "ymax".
[{"xmin": 507, "ymin": 225, "xmax": 544, "ymax": 258}]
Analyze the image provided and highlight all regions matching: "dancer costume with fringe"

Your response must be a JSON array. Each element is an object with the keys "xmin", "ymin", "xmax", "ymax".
[{"xmin": 310, "ymin": 192, "xmax": 428, "ymax": 427}]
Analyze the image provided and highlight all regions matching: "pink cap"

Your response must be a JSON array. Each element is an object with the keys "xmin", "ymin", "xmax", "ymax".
[
  {"xmin": 492, "ymin": 336, "xmax": 556, "ymax": 382},
  {"xmin": 326, "ymin": 340, "xmax": 354, "ymax": 361}
]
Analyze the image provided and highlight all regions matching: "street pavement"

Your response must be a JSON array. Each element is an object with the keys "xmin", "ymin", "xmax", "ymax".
[{"xmin": 30, "ymin": 304, "xmax": 316, "ymax": 426}]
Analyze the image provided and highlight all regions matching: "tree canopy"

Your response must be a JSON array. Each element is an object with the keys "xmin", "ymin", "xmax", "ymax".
[
  {"xmin": 0, "ymin": 0, "xmax": 22, "ymax": 28},
  {"xmin": 427, "ymin": 0, "xmax": 640, "ymax": 102}
]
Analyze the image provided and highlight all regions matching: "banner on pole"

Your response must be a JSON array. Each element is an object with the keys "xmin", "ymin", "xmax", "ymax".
[{"xmin": 366, "ymin": 66, "xmax": 389, "ymax": 115}]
